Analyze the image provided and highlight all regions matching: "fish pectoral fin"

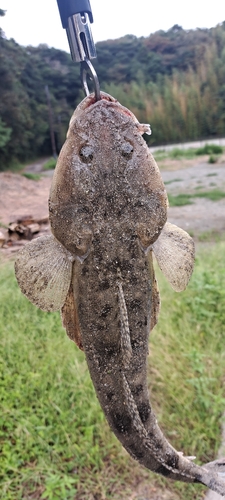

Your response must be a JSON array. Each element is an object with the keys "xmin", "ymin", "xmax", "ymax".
[
  {"xmin": 15, "ymin": 234, "xmax": 73, "ymax": 312},
  {"xmin": 152, "ymin": 222, "xmax": 195, "ymax": 292},
  {"xmin": 61, "ymin": 283, "xmax": 83, "ymax": 350}
]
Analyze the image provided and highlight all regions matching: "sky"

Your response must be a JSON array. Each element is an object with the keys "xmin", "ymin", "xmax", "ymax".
[{"xmin": 1, "ymin": 0, "xmax": 224, "ymax": 53}]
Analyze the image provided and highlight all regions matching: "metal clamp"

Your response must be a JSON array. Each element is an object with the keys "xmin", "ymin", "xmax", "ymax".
[
  {"xmin": 80, "ymin": 58, "xmax": 100, "ymax": 101},
  {"xmin": 56, "ymin": 0, "xmax": 101, "ymax": 101}
]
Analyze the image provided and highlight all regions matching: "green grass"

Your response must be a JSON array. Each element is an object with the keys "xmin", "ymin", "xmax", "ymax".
[
  {"xmin": 168, "ymin": 189, "xmax": 225, "ymax": 205},
  {"xmin": 198, "ymin": 230, "xmax": 223, "ymax": 242},
  {"xmin": 194, "ymin": 189, "xmax": 225, "ymax": 201},
  {"xmin": 154, "ymin": 147, "xmax": 197, "ymax": 161},
  {"xmin": 22, "ymin": 172, "xmax": 41, "ymax": 181},
  {"xmin": 164, "ymin": 178, "xmax": 183, "ymax": 185},
  {"xmin": 169, "ymin": 148, "xmax": 197, "ymax": 159},
  {"xmin": 196, "ymin": 144, "xmax": 223, "ymax": 155},
  {"xmin": 1, "ymin": 242, "xmax": 225, "ymax": 499},
  {"xmin": 168, "ymin": 193, "xmax": 193, "ymax": 206},
  {"xmin": 42, "ymin": 158, "xmax": 57, "ymax": 171},
  {"xmin": 154, "ymin": 144, "xmax": 223, "ymax": 164}
]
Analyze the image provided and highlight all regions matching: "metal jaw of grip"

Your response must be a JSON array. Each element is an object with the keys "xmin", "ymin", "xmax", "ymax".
[
  {"xmin": 56, "ymin": 0, "xmax": 100, "ymax": 101},
  {"xmin": 67, "ymin": 12, "xmax": 100, "ymax": 101}
]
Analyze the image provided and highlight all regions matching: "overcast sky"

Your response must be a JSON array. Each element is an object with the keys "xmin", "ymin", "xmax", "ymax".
[{"xmin": 1, "ymin": 0, "xmax": 224, "ymax": 52}]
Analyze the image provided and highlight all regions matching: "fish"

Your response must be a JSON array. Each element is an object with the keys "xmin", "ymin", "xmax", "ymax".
[{"xmin": 15, "ymin": 92, "xmax": 225, "ymax": 495}]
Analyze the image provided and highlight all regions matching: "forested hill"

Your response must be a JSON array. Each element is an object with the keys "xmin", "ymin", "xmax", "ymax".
[{"xmin": 0, "ymin": 8, "xmax": 225, "ymax": 168}]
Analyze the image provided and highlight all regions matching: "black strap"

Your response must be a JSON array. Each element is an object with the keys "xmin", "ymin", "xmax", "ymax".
[{"xmin": 56, "ymin": 0, "xmax": 93, "ymax": 28}]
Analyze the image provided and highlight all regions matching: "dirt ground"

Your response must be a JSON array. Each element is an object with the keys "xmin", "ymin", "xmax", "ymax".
[{"xmin": 0, "ymin": 154, "xmax": 225, "ymax": 499}]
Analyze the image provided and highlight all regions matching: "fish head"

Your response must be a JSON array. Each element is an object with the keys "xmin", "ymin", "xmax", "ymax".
[{"xmin": 49, "ymin": 92, "xmax": 168, "ymax": 256}]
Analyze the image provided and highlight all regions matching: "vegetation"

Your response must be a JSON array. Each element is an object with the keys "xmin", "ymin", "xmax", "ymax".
[
  {"xmin": 195, "ymin": 144, "xmax": 223, "ymax": 155},
  {"xmin": 0, "ymin": 8, "xmax": 225, "ymax": 168},
  {"xmin": 1, "ymin": 240, "xmax": 225, "ymax": 499},
  {"xmin": 168, "ymin": 189, "xmax": 225, "ymax": 206},
  {"xmin": 168, "ymin": 193, "xmax": 193, "ymax": 206},
  {"xmin": 22, "ymin": 172, "xmax": 41, "ymax": 181},
  {"xmin": 42, "ymin": 158, "xmax": 57, "ymax": 170}
]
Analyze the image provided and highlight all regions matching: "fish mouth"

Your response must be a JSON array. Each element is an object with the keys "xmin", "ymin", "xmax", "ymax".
[{"xmin": 72, "ymin": 91, "xmax": 150, "ymax": 135}]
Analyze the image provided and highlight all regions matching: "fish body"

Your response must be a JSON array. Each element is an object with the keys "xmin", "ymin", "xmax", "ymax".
[{"xmin": 15, "ymin": 92, "xmax": 225, "ymax": 495}]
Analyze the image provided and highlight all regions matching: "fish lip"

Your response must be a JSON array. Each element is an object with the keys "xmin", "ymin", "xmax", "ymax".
[
  {"xmin": 74, "ymin": 91, "xmax": 142, "ymax": 124},
  {"xmin": 69, "ymin": 92, "xmax": 150, "ymax": 136},
  {"xmin": 77, "ymin": 91, "xmax": 117, "ymax": 112}
]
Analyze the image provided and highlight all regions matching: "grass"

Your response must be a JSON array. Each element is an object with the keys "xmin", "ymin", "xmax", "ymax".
[
  {"xmin": 168, "ymin": 193, "xmax": 193, "ymax": 206},
  {"xmin": 169, "ymin": 148, "xmax": 197, "ymax": 159},
  {"xmin": 154, "ymin": 148, "xmax": 197, "ymax": 162},
  {"xmin": 154, "ymin": 144, "xmax": 223, "ymax": 164},
  {"xmin": 196, "ymin": 144, "xmax": 223, "ymax": 155},
  {"xmin": 22, "ymin": 172, "xmax": 41, "ymax": 181},
  {"xmin": 164, "ymin": 178, "xmax": 183, "ymax": 185},
  {"xmin": 168, "ymin": 189, "xmax": 225, "ymax": 206},
  {"xmin": 194, "ymin": 189, "xmax": 225, "ymax": 201},
  {"xmin": 1, "ymin": 242, "xmax": 225, "ymax": 499},
  {"xmin": 198, "ymin": 229, "xmax": 223, "ymax": 242},
  {"xmin": 42, "ymin": 158, "xmax": 57, "ymax": 171}
]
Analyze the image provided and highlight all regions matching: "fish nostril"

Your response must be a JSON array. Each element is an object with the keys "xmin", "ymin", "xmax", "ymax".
[
  {"xmin": 79, "ymin": 145, "xmax": 94, "ymax": 163},
  {"xmin": 121, "ymin": 142, "xmax": 134, "ymax": 158}
]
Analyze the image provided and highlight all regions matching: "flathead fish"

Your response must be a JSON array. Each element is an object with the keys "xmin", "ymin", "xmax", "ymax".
[{"xmin": 15, "ymin": 92, "xmax": 225, "ymax": 495}]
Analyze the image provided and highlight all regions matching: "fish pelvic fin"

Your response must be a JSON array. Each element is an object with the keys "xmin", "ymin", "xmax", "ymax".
[
  {"xmin": 61, "ymin": 281, "xmax": 83, "ymax": 351},
  {"xmin": 117, "ymin": 277, "xmax": 132, "ymax": 370},
  {"xmin": 15, "ymin": 234, "xmax": 73, "ymax": 312}
]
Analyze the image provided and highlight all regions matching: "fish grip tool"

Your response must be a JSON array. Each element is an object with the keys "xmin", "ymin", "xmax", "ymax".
[{"xmin": 56, "ymin": 0, "xmax": 100, "ymax": 101}]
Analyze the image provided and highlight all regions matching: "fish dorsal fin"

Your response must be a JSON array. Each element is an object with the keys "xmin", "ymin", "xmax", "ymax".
[
  {"xmin": 15, "ymin": 234, "xmax": 73, "ymax": 312},
  {"xmin": 117, "ymin": 277, "xmax": 132, "ymax": 370},
  {"xmin": 152, "ymin": 222, "xmax": 195, "ymax": 292}
]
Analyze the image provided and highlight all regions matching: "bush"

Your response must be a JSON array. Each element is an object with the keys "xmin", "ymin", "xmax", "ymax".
[{"xmin": 196, "ymin": 144, "xmax": 223, "ymax": 155}]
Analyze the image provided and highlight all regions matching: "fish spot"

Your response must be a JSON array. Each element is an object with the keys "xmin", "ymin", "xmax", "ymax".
[
  {"xmin": 77, "ymin": 205, "xmax": 90, "ymax": 214},
  {"xmin": 106, "ymin": 391, "xmax": 114, "ymax": 402},
  {"xmin": 165, "ymin": 452, "xmax": 179, "ymax": 469},
  {"xmin": 138, "ymin": 402, "xmax": 151, "ymax": 423},
  {"xmin": 96, "ymin": 323, "xmax": 105, "ymax": 331},
  {"xmin": 81, "ymin": 267, "xmax": 89, "ymax": 276},
  {"xmin": 101, "ymin": 304, "xmax": 112, "ymax": 318},
  {"xmin": 132, "ymin": 384, "xmax": 143, "ymax": 396},
  {"xmin": 130, "ymin": 275, "xmax": 138, "ymax": 285},
  {"xmin": 130, "ymin": 299, "xmax": 141, "ymax": 311},
  {"xmin": 128, "ymin": 443, "xmax": 144, "ymax": 460},
  {"xmin": 121, "ymin": 260, "xmax": 133, "ymax": 272},
  {"xmin": 156, "ymin": 464, "xmax": 171, "ymax": 477},
  {"xmin": 99, "ymin": 279, "xmax": 110, "ymax": 290},
  {"xmin": 112, "ymin": 412, "xmax": 132, "ymax": 434}
]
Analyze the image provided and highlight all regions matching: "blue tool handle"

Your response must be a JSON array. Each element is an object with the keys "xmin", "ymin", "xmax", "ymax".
[{"xmin": 56, "ymin": 0, "xmax": 93, "ymax": 28}]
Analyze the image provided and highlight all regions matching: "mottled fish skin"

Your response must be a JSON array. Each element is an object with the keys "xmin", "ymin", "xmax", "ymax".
[{"xmin": 15, "ymin": 92, "xmax": 225, "ymax": 495}]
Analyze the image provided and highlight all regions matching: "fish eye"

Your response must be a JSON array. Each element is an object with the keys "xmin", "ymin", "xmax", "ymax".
[
  {"xmin": 121, "ymin": 142, "xmax": 134, "ymax": 158},
  {"xmin": 79, "ymin": 145, "xmax": 94, "ymax": 163}
]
